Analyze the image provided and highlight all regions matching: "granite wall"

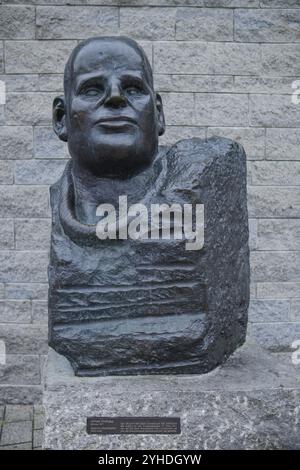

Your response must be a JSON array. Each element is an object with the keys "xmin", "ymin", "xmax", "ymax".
[{"xmin": 0, "ymin": 0, "xmax": 299, "ymax": 403}]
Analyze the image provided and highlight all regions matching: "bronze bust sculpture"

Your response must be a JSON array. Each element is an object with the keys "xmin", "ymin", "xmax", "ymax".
[{"xmin": 48, "ymin": 37, "xmax": 249, "ymax": 376}]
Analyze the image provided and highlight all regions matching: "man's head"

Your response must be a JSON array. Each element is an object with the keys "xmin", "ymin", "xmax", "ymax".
[{"xmin": 53, "ymin": 37, "xmax": 165, "ymax": 178}]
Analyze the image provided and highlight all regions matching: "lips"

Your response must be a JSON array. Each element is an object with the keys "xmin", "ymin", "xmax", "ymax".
[{"xmin": 95, "ymin": 116, "xmax": 137, "ymax": 127}]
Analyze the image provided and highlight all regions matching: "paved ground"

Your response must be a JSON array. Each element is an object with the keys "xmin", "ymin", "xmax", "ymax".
[{"xmin": 0, "ymin": 405, "xmax": 44, "ymax": 450}]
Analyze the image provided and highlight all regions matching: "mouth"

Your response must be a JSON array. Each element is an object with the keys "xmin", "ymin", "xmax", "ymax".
[{"xmin": 95, "ymin": 116, "xmax": 138, "ymax": 129}]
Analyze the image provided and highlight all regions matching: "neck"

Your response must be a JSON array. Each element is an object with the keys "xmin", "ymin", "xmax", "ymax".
[{"xmin": 71, "ymin": 156, "xmax": 159, "ymax": 225}]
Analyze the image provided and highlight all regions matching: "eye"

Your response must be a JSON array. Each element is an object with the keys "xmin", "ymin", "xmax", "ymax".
[
  {"xmin": 84, "ymin": 86, "xmax": 103, "ymax": 97},
  {"xmin": 125, "ymin": 86, "xmax": 142, "ymax": 95}
]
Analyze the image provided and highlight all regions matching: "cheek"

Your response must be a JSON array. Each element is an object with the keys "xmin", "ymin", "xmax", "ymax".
[{"xmin": 68, "ymin": 98, "xmax": 96, "ymax": 129}]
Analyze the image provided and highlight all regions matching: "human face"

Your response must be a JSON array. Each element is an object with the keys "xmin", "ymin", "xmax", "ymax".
[{"xmin": 65, "ymin": 39, "xmax": 162, "ymax": 178}]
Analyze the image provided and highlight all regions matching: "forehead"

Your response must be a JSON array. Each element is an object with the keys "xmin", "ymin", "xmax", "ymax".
[{"xmin": 71, "ymin": 40, "xmax": 148, "ymax": 79}]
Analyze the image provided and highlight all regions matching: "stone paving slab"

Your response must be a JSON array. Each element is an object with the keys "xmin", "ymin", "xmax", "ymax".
[{"xmin": 0, "ymin": 404, "xmax": 44, "ymax": 450}]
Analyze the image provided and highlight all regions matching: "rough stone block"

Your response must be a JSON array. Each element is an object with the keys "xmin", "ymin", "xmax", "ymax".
[
  {"xmin": 5, "ymin": 93, "xmax": 57, "ymax": 126},
  {"xmin": 176, "ymin": 7, "xmax": 233, "ymax": 41},
  {"xmin": 248, "ymin": 186, "xmax": 300, "ymax": 218},
  {"xmin": 262, "ymin": 44, "xmax": 300, "ymax": 76},
  {"xmin": 0, "ymin": 6, "xmax": 35, "ymax": 39},
  {"xmin": 235, "ymin": 8, "xmax": 300, "ymax": 43},
  {"xmin": 39, "ymin": 74, "xmax": 64, "ymax": 93},
  {"xmin": 0, "ymin": 161, "xmax": 13, "ymax": 184},
  {"xmin": 0, "ymin": 355, "xmax": 40, "ymax": 385},
  {"xmin": 248, "ymin": 299, "xmax": 290, "ymax": 323},
  {"xmin": 154, "ymin": 74, "xmax": 233, "ymax": 93},
  {"xmin": 5, "ymin": 41, "xmax": 77, "ymax": 74},
  {"xmin": 257, "ymin": 219, "xmax": 300, "ymax": 251},
  {"xmin": 233, "ymin": 76, "xmax": 299, "ymax": 95},
  {"xmin": 0, "ymin": 251, "xmax": 48, "ymax": 283},
  {"xmin": 250, "ymin": 94, "xmax": 300, "ymax": 127},
  {"xmin": 0, "ymin": 324, "xmax": 48, "ymax": 354},
  {"xmin": 120, "ymin": 7, "xmax": 175, "ymax": 40},
  {"xmin": 15, "ymin": 159, "xmax": 67, "ymax": 185},
  {"xmin": 266, "ymin": 128, "xmax": 300, "ymax": 161},
  {"xmin": 290, "ymin": 300, "xmax": 300, "ymax": 322},
  {"xmin": 34, "ymin": 126, "xmax": 69, "ymax": 159},
  {"xmin": 36, "ymin": 6, "xmax": 118, "ymax": 39},
  {"xmin": 250, "ymin": 161, "xmax": 300, "ymax": 185},
  {"xmin": 15, "ymin": 218, "xmax": 51, "ymax": 251},
  {"xmin": 257, "ymin": 282, "xmax": 300, "ymax": 299},
  {"xmin": 0, "ymin": 127, "xmax": 33, "ymax": 160},
  {"xmin": 0, "ymin": 300, "xmax": 31, "ymax": 323},
  {"xmin": 4, "ymin": 283, "xmax": 48, "ymax": 300},
  {"xmin": 0, "ymin": 219, "xmax": 14, "ymax": 250},
  {"xmin": 0, "ymin": 74, "xmax": 39, "ymax": 93},
  {"xmin": 43, "ymin": 342, "xmax": 300, "ymax": 450},
  {"xmin": 154, "ymin": 42, "xmax": 261, "ymax": 75},
  {"xmin": 0, "ymin": 385, "xmax": 42, "ymax": 405},
  {"xmin": 32, "ymin": 300, "xmax": 48, "ymax": 324},
  {"xmin": 0, "ymin": 185, "xmax": 49, "ymax": 218},
  {"xmin": 160, "ymin": 92, "xmax": 194, "ymax": 125},
  {"xmin": 251, "ymin": 251, "xmax": 300, "ymax": 282},
  {"xmin": 248, "ymin": 322, "xmax": 300, "ymax": 352},
  {"xmin": 195, "ymin": 94, "xmax": 248, "ymax": 126}
]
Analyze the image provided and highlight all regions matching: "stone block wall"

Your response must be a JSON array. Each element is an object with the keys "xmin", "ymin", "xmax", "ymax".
[{"xmin": 0, "ymin": 0, "xmax": 299, "ymax": 403}]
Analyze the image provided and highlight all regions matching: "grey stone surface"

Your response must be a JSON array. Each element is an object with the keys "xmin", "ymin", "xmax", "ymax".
[
  {"xmin": 290, "ymin": 300, "xmax": 300, "ymax": 322},
  {"xmin": 262, "ymin": 44, "xmax": 300, "ymax": 75},
  {"xmin": 15, "ymin": 159, "xmax": 67, "ymax": 185},
  {"xmin": 0, "ymin": 251, "xmax": 49, "ymax": 283},
  {"xmin": 176, "ymin": 7, "xmax": 233, "ymax": 41},
  {"xmin": 154, "ymin": 42, "xmax": 261, "ymax": 75},
  {"xmin": 43, "ymin": 342, "xmax": 300, "ymax": 450},
  {"xmin": 0, "ymin": 219, "xmax": 14, "ymax": 250},
  {"xmin": 257, "ymin": 282, "xmax": 300, "ymax": 299},
  {"xmin": 250, "ymin": 161, "xmax": 300, "ymax": 186},
  {"xmin": 0, "ymin": 355, "xmax": 40, "ymax": 385},
  {"xmin": 248, "ymin": 322, "xmax": 300, "ymax": 352},
  {"xmin": 266, "ymin": 128, "xmax": 300, "ymax": 160},
  {"xmin": 1, "ymin": 421, "xmax": 32, "ymax": 446},
  {"xmin": 0, "ymin": 126, "xmax": 33, "ymax": 160},
  {"xmin": 248, "ymin": 299, "xmax": 290, "ymax": 323},
  {"xmin": 250, "ymin": 94, "xmax": 300, "ymax": 127},
  {"xmin": 0, "ymin": 387, "xmax": 42, "ymax": 405},
  {"xmin": 251, "ymin": 251, "xmax": 300, "ymax": 282},
  {"xmin": 257, "ymin": 219, "xmax": 300, "ymax": 251},
  {"xmin": 4, "ymin": 283, "xmax": 48, "ymax": 300},
  {"xmin": 36, "ymin": 6, "xmax": 119, "ymax": 39},
  {"xmin": 34, "ymin": 126, "xmax": 69, "ymax": 159},
  {"xmin": 32, "ymin": 301, "xmax": 48, "ymax": 324},
  {"xmin": 5, "ymin": 93, "xmax": 55, "ymax": 126},
  {"xmin": 4, "ymin": 405, "xmax": 33, "ymax": 422},
  {"xmin": 0, "ymin": 300, "xmax": 31, "ymax": 323},
  {"xmin": 0, "ymin": 185, "xmax": 49, "ymax": 218},
  {"xmin": 120, "ymin": 7, "xmax": 176, "ymax": 40},
  {"xmin": 0, "ymin": 161, "xmax": 13, "ymax": 184},
  {"xmin": 235, "ymin": 8, "xmax": 300, "ymax": 43},
  {"xmin": 195, "ymin": 94, "xmax": 248, "ymax": 126},
  {"xmin": 0, "ymin": 324, "xmax": 48, "ymax": 354},
  {"xmin": 15, "ymin": 218, "xmax": 51, "ymax": 251},
  {"xmin": 5, "ymin": 41, "xmax": 77, "ymax": 74},
  {"xmin": 0, "ymin": 6, "xmax": 35, "ymax": 40},
  {"xmin": 248, "ymin": 186, "xmax": 300, "ymax": 218}
]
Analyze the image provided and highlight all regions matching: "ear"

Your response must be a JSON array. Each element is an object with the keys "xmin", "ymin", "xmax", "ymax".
[
  {"xmin": 156, "ymin": 93, "xmax": 165, "ymax": 137},
  {"xmin": 53, "ymin": 96, "xmax": 68, "ymax": 142}
]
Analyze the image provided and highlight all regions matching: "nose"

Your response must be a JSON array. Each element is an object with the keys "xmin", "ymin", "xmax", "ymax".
[{"xmin": 104, "ymin": 81, "xmax": 126, "ymax": 108}]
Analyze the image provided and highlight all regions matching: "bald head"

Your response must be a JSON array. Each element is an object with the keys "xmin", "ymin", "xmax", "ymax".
[
  {"xmin": 53, "ymin": 36, "xmax": 165, "ymax": 178},
  {"xmin": 64, "ymin": 36, "xmax": 154, "ymax": 102}
]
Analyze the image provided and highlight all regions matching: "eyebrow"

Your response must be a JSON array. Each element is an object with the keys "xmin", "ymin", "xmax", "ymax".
[{"xmin": 74, "ymin": 70, "xmax": 149, "ymax": 93}]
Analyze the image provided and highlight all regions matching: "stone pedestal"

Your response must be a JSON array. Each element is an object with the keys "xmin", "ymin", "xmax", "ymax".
[{"xmin": 43, "ymin": 342, "xmax": 300, "ymax": 450}]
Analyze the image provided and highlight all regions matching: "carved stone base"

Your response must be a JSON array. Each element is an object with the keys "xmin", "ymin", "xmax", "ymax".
[{"xmin": 42, "ymin": 342, "xmax": 300, "ymax": 450}]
